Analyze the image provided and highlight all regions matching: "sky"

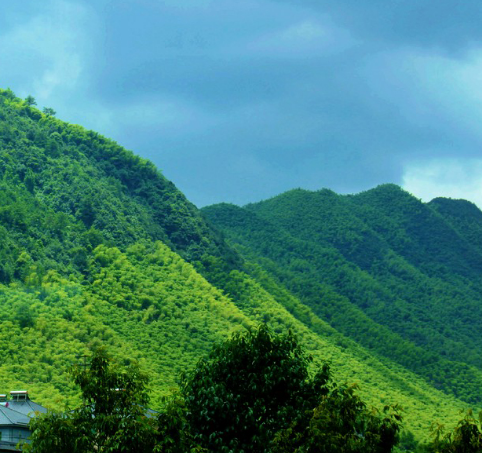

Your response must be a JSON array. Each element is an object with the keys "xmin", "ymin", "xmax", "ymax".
[{"xmin": 2, "ymin": 0, "xmax": 482, "ymax": 208}]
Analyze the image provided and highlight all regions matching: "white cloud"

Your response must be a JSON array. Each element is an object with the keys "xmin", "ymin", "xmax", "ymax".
[{"xmin": 402, "ymin": 158, "xmax": 482, "ymax": 208}]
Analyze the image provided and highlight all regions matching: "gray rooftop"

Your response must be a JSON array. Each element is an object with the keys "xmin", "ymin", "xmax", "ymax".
[
  {"xmin": 0, "ymin": 405, "xmax": 30, "ymax": 427},
  {"xmin": 4, "ymin": 400, "xmax": 47, "ymax": 417}
]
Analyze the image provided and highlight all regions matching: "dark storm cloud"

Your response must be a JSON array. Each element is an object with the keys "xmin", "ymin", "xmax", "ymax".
[
  {"xmin": 92, "ymin": 0, "xmax": 314, "ymax": 107},
  {"xmin": 278, "ymin": 0, "xmax": 482, "ymax": 53},
  {"xmin": 2, "ymin": 0, "xmax": 482, "ymax": 206}
]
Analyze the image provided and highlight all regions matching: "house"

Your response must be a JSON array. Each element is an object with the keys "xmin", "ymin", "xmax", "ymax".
[{"xmin": 0, "ymin": 392, "xmax": 46, "ymax": 452}]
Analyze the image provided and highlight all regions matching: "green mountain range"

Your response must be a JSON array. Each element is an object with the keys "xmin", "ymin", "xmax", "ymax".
[
  {"xmin": 0, "ymin": 88, "xmax": 479, "ymax": 444},
  {"xmin": 203, "ymin": 186, "xmax": 482, "ymax": 406}
]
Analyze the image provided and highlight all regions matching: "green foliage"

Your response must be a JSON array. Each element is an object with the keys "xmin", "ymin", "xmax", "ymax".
[
  {"xmin": 24, "ymin": 329, "xmax": 401, "ymax": 453},
  {"xmin": 0, "ymin": 88, "xmax": 238, "ymax": 266},
  {"xmin": 25, "ymin": 96, "xmax": 36, "ymax": 106},
  {"xmin": 14, "ymin": 300, "xmax": 35, "ymax": 328},
  {"xmin": 202, "ymin": 187, "xmax": 482, "ymax": 405},
  {"xmin": 272, "ymin": 386, "xmax": 401, "ymax": 453},
  {"xmin": 424, "ymin": 410, "xmax": 482, "ymax": 453},
  {"xmin": 156, "ymin": 396, "xmax": 206, "ymax": 453},
  {"xmin": 0, "ymin": 241, "xmax": 249, "ymax": 407},
  {"xmin": 25, "ymin": 347, "xmax": 157, "ymax": 453},
  {"xmin": 22, "ymin": 411, "xmax": 82, "ymax": 453},
  {"xmin": 180, "ymin": 325, "xmax": 401, "ymax": 453},
  {"xmin": 42, "ymin": 107, "xmax": 56, "ymax": 117},
  {"xmin": 429, "ymin": 197, "xmax": 482, "ymax": 260}
]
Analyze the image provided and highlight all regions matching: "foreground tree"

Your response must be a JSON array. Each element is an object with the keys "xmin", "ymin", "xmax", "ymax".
[
  {"xmin": 180, "ymin": 324, "xmax": 401, "ymax": 453},
  {"xmin": 25, "ymin": 328, "xmax": 401, "ymax": 452},
  {"xmin": 155, "ymin": 395, "xmax": 206, "ymax": 453},
  {"xmin": 272, "ymin": 384, "xmax": 401, "ymax": 453},
  {"xmin": 426, "ymin": 410, "xmax": 482, "ymax": 452},
  {"xmin": 24, "ymin": 348, "xmax": 157, "ymax": 453}
]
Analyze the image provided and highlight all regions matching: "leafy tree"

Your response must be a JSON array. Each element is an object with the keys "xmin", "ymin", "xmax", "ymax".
[
  {"xmin": 25, "ymin": 95, "xmax": 37, "ymax": 106},
  {"xmin": 14, "ymin": 301, "xmax": 35, "ymax": 328},
  {"xmin": 25, "ymin": 94, "xmax": 37, "ymax": 106},
  {"xmin": 24, "ymin": 348, "xmax": 157, "ymax": 453},
  {"xmin": 156, "ymin": 395, "xmax": 206, "ymax": 453},
  {"xmin": 427, "ymin": 410, "xmax": 482, "ymax": 452},
  {"xmin": 180, "ymin": 325, "xmax": 401, "ymax": 453},
  {"xmin": 272, "ymin": 384, "xmax": 401, "ymax": 453},
  {"xmin": 24, "ymin": 168, "xmax": 35, "ymax": 193},
  {"xmin": 42, "ymin": 107, "xmax": 56, "ymax": 116},
  {"xmin": 397, "ymin": 430, "xmax": 419, "ymax": 452},
  {"xmin": 180, "ymin": 324, "xmax": 328, "ymax": 452}
]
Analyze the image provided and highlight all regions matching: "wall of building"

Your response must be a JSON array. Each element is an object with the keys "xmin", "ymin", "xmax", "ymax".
[{"xmin": 0, "ymin": 427, "xmax": 31, "ymax": 452}]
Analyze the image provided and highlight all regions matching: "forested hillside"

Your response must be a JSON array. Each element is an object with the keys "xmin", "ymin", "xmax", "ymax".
[
  {"xmin": 203, "ymin": 186, "xmax": 482, "ymax": 407},
  {"xmin": 0, "ymin": 88, "xmax": 476, "ymax": 445}
]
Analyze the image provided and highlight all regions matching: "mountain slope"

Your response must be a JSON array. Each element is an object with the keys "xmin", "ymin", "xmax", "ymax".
[
  {"xmin": 429, "ymin": 196, "xmax": 482, "ymax": 257},
  {"xmin": 203, "ymin": 186, "xmax": 482, "ymax": 405},
  {"xmin": 0, "ymin": 89, "xmax": 473, "ymax": 443},
  {"xmin": 0, "ymin": 88, "xmax": 240, "ymax": 282}
]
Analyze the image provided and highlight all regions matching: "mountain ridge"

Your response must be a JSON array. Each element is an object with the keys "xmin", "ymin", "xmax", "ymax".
[
  {"xmin": 203, "ymin": 185, "xmax": 482, "ymax": 405},
  {"xmin": 0, "ymin": 88, "xmax": 477, "ymax": 443}
]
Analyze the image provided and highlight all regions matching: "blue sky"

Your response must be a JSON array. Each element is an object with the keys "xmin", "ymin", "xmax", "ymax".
[{"xmin": 2, "ymin": 0, "xmax": 482, "ymax": 207}]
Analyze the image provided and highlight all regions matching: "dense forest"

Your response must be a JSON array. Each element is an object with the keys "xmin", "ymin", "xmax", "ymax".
[
  {"xmin": 203, "ymin": 187, "xmax": 482, "ymax": 406},
  {"xmin": 0, "ymin": 87, "xmax": 481, "ymax": 450}
]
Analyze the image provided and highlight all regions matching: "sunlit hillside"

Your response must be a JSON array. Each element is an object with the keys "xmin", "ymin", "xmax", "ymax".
[{"xmin": 0, "ymin": 88, "xmax": 476, "ymax": 445}]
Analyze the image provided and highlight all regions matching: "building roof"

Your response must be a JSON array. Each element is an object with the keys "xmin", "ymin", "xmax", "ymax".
[
  {"xmin": 5, "ymin": 400, "xmax": 47, "ymax": 417},
  {"xmin": 144, "ymin": 407, "xmax": 159, "ymax": 419},
  {"xmin": 0, "ymin": 406, "xmax": 30, "ymax": 427}
]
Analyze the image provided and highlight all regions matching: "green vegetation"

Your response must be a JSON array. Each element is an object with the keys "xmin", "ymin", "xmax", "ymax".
[
  {"xmin": 27, "ymin": 329, "xmax": 402, "ymax": 453},
  {"xmin": 203, "ymin": 187, "xmax": 482, "ymax": 405},
  {"xmin": 180, "ymin": 325, "xmax": 333, "ymax": 452},
  {"xmin": 24, "ymin": 347, "xmax": 157, "ymax": 453},
  {"xmin": 0, "ymin": 88, "xmax": 479, "ymax": 447},
  {"xmin": 425, "ymin": 409, "xmax": 482, "ymax": 452},
  {"xmin": 0, "ymin": 88, "xmax": 238, "ymax": 272}
]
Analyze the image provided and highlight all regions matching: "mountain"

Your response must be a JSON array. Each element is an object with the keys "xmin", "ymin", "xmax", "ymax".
[
  {"xmin": 428, "ymin": 197, "xmax": 482, "ymax": 257},
  {"xmin": 203, "ymin": 186, "xmax": 482, "ymax": 407},
  {"xmin": 0, "ymin": 88, "xmax": 473, "ymax": 443}
]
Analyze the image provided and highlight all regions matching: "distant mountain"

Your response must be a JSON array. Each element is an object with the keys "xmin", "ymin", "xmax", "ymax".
[
  {"xmin": 0, "ymin": 88, "xmax": 473, "ymax": 443},
  {"xmin": 203, "ymin": 185, "xmax": 482, "ymax": 405},
  {"xmin": 429, "ymin": 196, "xmax": 482, "ymax": 257}
]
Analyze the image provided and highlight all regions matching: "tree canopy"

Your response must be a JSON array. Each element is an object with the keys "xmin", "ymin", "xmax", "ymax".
[
  {"xmin": 25, "ymin": 328, "xmax": 402, "ymax": 453},
  {"xmin": 427, "ymin": 410, "xmax": 482, "ymax": 453},
  {"xmin": 24, "ymin": 348, "xmax": 157, "ymax": 453},
  {"xmin": 180, "ymin": 325, "xmax": 401, "ymax": 453}
]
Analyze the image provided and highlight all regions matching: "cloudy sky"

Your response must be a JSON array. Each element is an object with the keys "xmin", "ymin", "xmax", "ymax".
[{"xmin": 2, "ymin": 0, "xmax": 482, "ymax": 207}]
